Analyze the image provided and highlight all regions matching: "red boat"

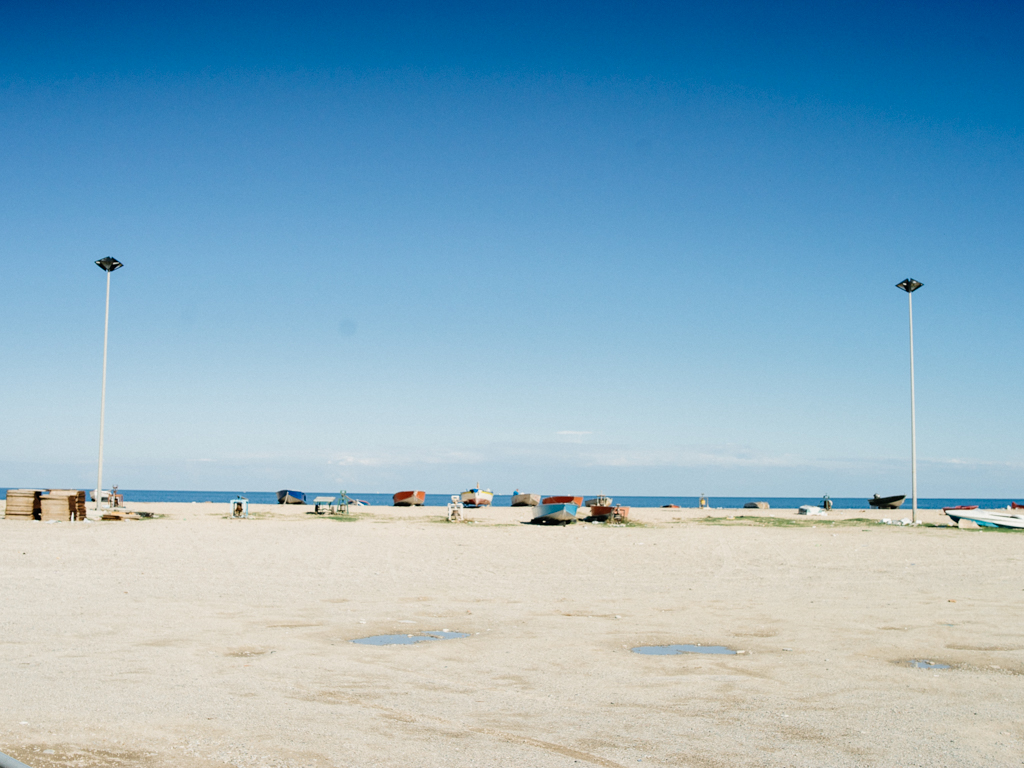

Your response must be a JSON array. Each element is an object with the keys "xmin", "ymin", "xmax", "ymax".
[
  {"xmin": 589, "ymin": 505, "xmax": 630, "ymax": 520},
  {"xmin": 542, "ymin": 495, "xmax": 583, "ymax": 506},
  {"xmin": 393, "ymin": 490, "xmax": 426, "ymax": 506},
  {"xmin": 1012, "ymin": 502, "xmax": 1024, "ymax": 510},
  {"xmin": 942, "ymin": 505, "xmax": 979, "ymax": 512}
]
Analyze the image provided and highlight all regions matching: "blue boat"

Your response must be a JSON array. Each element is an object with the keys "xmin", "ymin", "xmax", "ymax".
[
  {"xmin": 532, "ymin": 503, "xmax": 578, "ymax": 524},
  {"xmin": 277, "ymin": 490, "xmax": 306, "ymax": 504}
]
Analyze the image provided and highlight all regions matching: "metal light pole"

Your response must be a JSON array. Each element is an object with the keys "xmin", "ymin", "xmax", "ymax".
[
  {"xmin": 95, "ymin": 257, "xmax": 124, "ymax": 514},
  {"xmin": 896, "ymin": 278, "xmax": 923, "ymax": 522}
]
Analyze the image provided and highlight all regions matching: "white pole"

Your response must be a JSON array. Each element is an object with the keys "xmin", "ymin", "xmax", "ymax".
[
  {"xmin": 908, "ymin": 290, "xmax": 918, "ymax": 523},
  {"xmin": 95, "ymin": 269, "xmax": 112, "ymax": 514}
]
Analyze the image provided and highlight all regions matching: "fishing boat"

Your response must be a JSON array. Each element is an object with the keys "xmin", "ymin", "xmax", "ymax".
[
  {"xmin": 460, "ymin": 486, "xmax": 494, "ymax": 507},
  {"xmin": 392, "ymin": 490, "xmax": 426, "ymax": 506},
  {"xmin": 277, "ymin": 490, "xmax": 306, "ymax": 504},
  {"xmin": 744, "ymin": 501, "xmax": 770, "ymax": 509},
  {"xmin": 943, "ymin": 508, "xmax": 1024, "ymax": 529},
  {"xmin": 585, "ymin": 495, "xmax": 612, "ymax": 507},
  {"xmin": 1012, "ymin": 502, "xmax": 1024, "ymax": 510},
  {"xmin": 942, "ymin": 505, "xmax": 979, "ymax": 512},
  {"xmin": 868, "ymin": 494, "xmax": 906, "ymax": 510},
  {"xmin": 511, "ymin": 492, "xmax": 541, "ymax": 507},
  {"xmin": 542, "ymin": 495, "xmax": 583, "ymax": 505},
  {"xmin": 533, "ymin": 502, "xmax": 578, "ymax": 524},
  {"xmin": 589, "ymin": 505, "xmax": 630, "ymax": 521}
]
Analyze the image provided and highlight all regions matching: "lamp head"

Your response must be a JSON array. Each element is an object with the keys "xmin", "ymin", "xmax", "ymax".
[
  {"xmin": 896, "ymin": 278, "xmax": 922, "ymax": 293},
  {"xmin": 95, "ymin": 257, "xmax": 124, "ymax": 272}
]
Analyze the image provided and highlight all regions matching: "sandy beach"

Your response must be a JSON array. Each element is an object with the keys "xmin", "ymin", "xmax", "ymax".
[{"xmin": 1, "ymin": 502, "xmax": 1021, "ymax": 767}]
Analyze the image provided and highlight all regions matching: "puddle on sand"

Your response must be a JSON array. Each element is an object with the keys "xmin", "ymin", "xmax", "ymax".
[
  {"xmin": 906, "ymin": 659, "xmax": 950, "ymax": 669},
  {"xmin": 352, "ymin": 631, "xmax": 469, "ymax": 646},
  {"xmin": 632, "ymin": 644, "xmax": 736, "ymax": 655}
]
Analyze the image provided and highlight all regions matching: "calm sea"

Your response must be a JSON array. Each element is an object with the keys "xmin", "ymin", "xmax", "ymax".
[{"xmin": 5, "ymin": 489, "xmax": 1019, "ymax": 510}]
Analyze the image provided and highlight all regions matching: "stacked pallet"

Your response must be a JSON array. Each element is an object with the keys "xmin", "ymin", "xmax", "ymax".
[
  {"xmin": 61, "ymin": 490, "xmax": 87, "ymax": 520},
  {"xmin": 40, "ymin": 490, "xmax": 86, "ymax": 521},
  {"xmin": 5, "ymin": 489, "xmax": 42, "ymax": 520}
]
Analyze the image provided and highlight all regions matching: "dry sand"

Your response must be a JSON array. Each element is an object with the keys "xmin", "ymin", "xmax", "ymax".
[{"xmin": 1, "ymin": 503, "xmax": 1022, "ymax": 767}]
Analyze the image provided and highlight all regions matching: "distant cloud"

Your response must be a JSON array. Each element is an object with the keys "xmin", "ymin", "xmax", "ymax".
[{"xmin": 329, "ymin": 454, "xmax": 386, "ymax": 467}]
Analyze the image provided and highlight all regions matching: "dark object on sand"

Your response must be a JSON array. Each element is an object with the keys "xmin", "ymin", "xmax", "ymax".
[
  {"xmin": 277, "ymin": 490, "xmax": 306, "ymax": 504},
  {"xmin": 868, "ymin": 494, "xmax": 906, "ymax": 510},
  {"xmin": 743, "ymin": 501, "xmax": 769, "ymax": 509}
]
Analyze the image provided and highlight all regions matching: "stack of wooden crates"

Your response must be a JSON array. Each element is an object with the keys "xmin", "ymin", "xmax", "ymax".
[
  {"xmin": 4, "ymin": 489, "xmax": 42, "ymax": 519},
  {"xmin": 41, "ymin": 490, "xmax": 88, "ymax": 521},
  {"xmin": 5, "ymin": 489, "xmax": 86, "ymax": 521}
]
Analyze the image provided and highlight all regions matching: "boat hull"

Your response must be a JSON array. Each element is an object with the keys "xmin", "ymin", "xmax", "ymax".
[
  {"xmin": 588, "ymin": 505, "xmax": 629, "ymax": 520},
  {"xmin": 945, "ymin": 510, "xmax": 1024, "ymax": 529},
  {"xmin": 542, "ymin": 495, "xmax": 583, "ymax": 506},
  {"xmin": 511, "ymin": 493, "xmax": 541, "ymax": 507},
  {"xmin": 585, "ymin": 496, "xmax": 612, "ymax": 508},
  {"xmin": 533, "ymin": 503, "xmax": 578, "ymax": 524},
  {"xmin": 277, "ymin": 490, "xmax": 306, "ymax": 504},
  {"xmin": 393, "ymin": 490, "xmax": 426, "ymax": 506},
  {"xmin": 460, "ymin": 489, "xmax": 494, "ymax": 507},
  {"xmin": 868, "ymin": 495, "xmax": 906, "ymax": 509}
]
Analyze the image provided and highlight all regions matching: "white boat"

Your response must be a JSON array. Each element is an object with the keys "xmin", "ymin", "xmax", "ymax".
[
  {"xmin": 584, "ymin": 496, "xmax": 612, "ymax": 508},
  {"xmin": 511, "ymin": 492, "xmax": 541, "ymax": 507},
  {"xmin": 460, "ymin": 487, "xmax": 494, "ymax": 507},
  {"xmin": 944, "ymin": 509, "xmax": 1024, "ymax": 529}
]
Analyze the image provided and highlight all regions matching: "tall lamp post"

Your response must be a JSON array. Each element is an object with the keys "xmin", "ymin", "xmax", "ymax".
[
  {"xmin": 95, "ymin": 257, "xmax": 124, "ymax": 514},
  {"xmin": 896, "ymin": 278, "xmax": 923, "ymax": 522}
]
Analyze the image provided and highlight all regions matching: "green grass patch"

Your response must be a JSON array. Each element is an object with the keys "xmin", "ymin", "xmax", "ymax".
[
  {"xmin": 697, "ymin": 515, "xmax": 882, "ymax": 528},
  {"xmin": 698, "ymin": 515, "xmax": 804, "ymax": 527}
]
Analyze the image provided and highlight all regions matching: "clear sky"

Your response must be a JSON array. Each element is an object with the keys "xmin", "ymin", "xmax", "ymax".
[{"xmin": 2, "ymin": 1, "xmax": 1022, "ymax": 496}]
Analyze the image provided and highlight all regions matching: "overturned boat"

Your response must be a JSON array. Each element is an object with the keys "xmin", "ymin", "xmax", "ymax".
[
  {"xmin": 542, "ymin": 495, "xmax": 583, "ymax": 505},
  {"xmin": 533, "ymin": 502, "xmax": 578, "ymax": 524},
  {"xmin": 588, "ymin": 505, "xmax": 630, "ymax": 521},
  {"xmin": 511, "ymin": 492, "xmax": 541, "ymax": 507},
  {"xmin": 868, "ymin": 494, "xmax": 906, "ymax": 510},
  {"xmin": 943, "ymin": 508, "xmax": 1024, "ymax": 529},
  {"xmin": 277, "ymin": 490, "xmax": 306, "ymax": 504},
  {"xmin": 393, "ymin": 490, "xmax": 426, "ymax": 506}
]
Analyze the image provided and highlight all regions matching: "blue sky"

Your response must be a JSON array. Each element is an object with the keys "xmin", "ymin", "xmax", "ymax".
[{"xmin": 2, "ymin": 1, "xmax": 1022, "ymax": 496}]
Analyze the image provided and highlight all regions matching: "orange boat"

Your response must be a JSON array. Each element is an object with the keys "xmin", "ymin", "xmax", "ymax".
[
  {"xmin": 542, "ymin": 495, "xmax": 583, "ymax": 506},
  {"xmin": 589, "ymin": 505, "xmax": 630, "ymax": 520},
  {"xmin": 393, "ymin": 490, "xmax": 426, "ymax": 506}
]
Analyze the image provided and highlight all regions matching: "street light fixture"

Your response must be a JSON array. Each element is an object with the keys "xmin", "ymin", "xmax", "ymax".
[
  {"xmin": 896, "ymin": 278, "xmax": 923, "ymax": 522},
  {"xmin": 95, "ymin": 257, "xmax": 124, "ymax": 514}
]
